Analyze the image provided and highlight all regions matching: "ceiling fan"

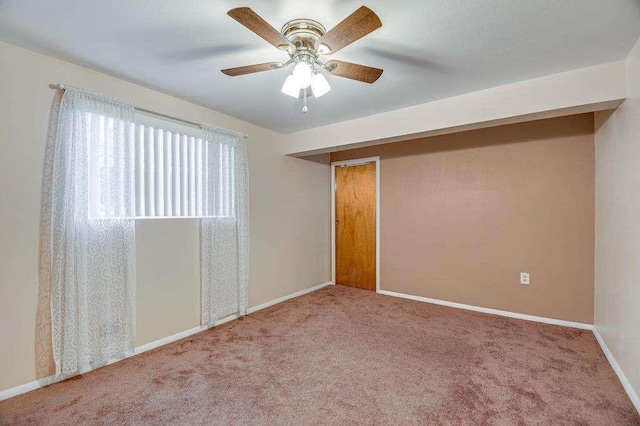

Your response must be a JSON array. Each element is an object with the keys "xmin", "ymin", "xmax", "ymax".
[{"xmin": 222, "ymin": 6, "xmax": 383, "ymax": 111}]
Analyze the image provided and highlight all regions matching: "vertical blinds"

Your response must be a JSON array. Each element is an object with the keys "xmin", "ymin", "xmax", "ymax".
[{"xmin": 133, "ymin": 123, "xmax": 235, "ymax": 218}]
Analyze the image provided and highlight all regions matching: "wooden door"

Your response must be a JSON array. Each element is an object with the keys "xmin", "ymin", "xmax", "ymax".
[{"xmin": 335, "ymin": 162, "xmax": 376, "ymax": 290}]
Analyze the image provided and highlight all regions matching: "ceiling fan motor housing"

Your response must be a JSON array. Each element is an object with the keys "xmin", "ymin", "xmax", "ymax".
[{"xmin": 280, "ymin": 19, "xmax": 326, "ymax": 58}]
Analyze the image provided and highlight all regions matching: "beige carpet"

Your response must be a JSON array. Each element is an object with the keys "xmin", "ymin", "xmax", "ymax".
[{"xmin": 1, "ymin": 285, "xmax": 638, "ymax": 425}]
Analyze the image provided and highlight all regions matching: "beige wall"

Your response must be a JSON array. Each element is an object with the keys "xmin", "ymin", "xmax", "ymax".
[
  {"xmin": 332, "ymin": 114, "xmax": 595, "ymax": 323},
  {"xmin": 135, "ymin": 220, "xmax": 202, "ymax": 344},
  {"xmin": 0, "ymin": 42, "xmax": 330, "ymax": 393},
  {"xmin": 594, "ymin": 35, "xmax": 640, "ymax": 405}
]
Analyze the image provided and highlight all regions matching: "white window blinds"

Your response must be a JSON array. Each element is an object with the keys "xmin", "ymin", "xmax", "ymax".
[{"xmin": 133, "ymin": 114, "xmax": 235, "ymax": 218}]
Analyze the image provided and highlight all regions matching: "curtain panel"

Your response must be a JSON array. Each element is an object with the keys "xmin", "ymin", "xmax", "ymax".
[
  {"xmin": 38, "ymin": 87, "xmax": 136, "ymax": 376},
  {"xmin": 200, "ymin": 125, "xmax": 249, "ymax": 326}
]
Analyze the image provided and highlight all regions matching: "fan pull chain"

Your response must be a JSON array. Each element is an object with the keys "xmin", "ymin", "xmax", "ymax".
[{"xmin": 302, "ymin": 89, "xmax": 308, "ymax": 113}]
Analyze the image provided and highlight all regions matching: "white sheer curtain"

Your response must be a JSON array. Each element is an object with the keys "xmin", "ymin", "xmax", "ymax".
[
  {"xmin": 200, "ymin": 125, "xmax": 249, "ymax": 326},
  {"xmin": 38, "ymin": 87, "xmax": 136, "ymax": 376}
]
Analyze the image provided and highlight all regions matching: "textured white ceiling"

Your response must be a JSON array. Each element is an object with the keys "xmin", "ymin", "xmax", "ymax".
[{"xmin": 1, "ymin": 0, "xmax": 639, "ymax": 133}]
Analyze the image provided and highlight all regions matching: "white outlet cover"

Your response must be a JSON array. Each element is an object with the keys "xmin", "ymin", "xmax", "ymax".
[{"xmin": 520, "ymin": 272, "xmax": 530, "ymax": 285}]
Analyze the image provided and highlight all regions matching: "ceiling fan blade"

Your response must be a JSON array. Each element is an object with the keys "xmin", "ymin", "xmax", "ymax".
[
  {"xmin": 227, "ymin": 8, "xmax": 294, "ymax": 51},
  {"xmin": 325, "ymin": 60, "xmax": 383, "ymax": 83},
  {"xmin": 221, "ymin": 62, "xmax": 283, "ymax": 76},
  {"xmin": 315, "ymin": 6, "xmax": 382, "ymax": 55}
]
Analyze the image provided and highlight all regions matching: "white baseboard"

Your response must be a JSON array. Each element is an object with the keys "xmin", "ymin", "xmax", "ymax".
[
  {"xmin": 5, "ymin": 282, "xmax": 637, "ymax": 416},
  {"xmin": 0, "ymin": 380, "xmax": 42, "ymax": 403},
  {"xmin": 134, "ymin": 313, "xmax": 238, "ymax": 355},
  {"xmin": 593, "ymin": 328, "xmax": 640, "ymax": 414},
  {"xmin": 377, "ymin": 289, "xmax": 594, "ymax": 330},
  {"xmin": 247, "ymin": 281, "xmax": 333, "ymax": 314},
  {"xmin": 0, "ymin": 281, "xmax": 332, "ymax": 402},
  {"xmin": 378, "ymin": 289, "xmax": 640, "ymax": 414}
]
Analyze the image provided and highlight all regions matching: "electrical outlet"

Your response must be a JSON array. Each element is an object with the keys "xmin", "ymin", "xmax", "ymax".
[{"xmin": 520, "ymin": 272, "xmax": 530, "ymax": 285}]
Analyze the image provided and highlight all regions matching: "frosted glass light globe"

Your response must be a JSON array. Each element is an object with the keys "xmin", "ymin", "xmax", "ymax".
[
  {"xmin": 311, "ymin": 72, "xmax": 331, "ymax": 98},
  {"xmin": 281, "ymin": 74, "xmax": 300, "ymax": 98},
  {"xmin": 292, "ymin": 61, "xmax": 312, "ymax": 89}
]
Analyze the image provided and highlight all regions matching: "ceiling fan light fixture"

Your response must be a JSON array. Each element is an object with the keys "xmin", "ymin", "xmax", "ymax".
[
  {"xmin": 223, "ymin": 6, "xmax": 384, "ymax": 107},
  {"xmin": 292, "ymin": 61, "xmax": 312, "ymax": 88},
  {"xmin": 281, "ymin": 74, "xmax": 300, "ymax": 98},
  {"xmin": 311, "ymin": 72, "xmax": 331, "ymax": 98}
]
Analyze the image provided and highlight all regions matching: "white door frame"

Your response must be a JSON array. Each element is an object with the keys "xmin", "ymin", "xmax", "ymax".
[{"xmin": 331, "ymin": 156, "xmax": 381, "ymax": 293}]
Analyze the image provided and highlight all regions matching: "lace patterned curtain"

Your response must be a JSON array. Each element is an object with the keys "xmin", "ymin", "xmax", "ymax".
[
  {"xmin": 200, "ymin": 125, "xmax": 249, "ymax": 326},
  {"xmin": 38, "ymin": 87, "xmax": 136, "ymax": 376}
]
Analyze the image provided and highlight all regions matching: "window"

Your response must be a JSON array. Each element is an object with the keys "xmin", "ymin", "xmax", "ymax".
[{"xmin": 133, "ymin": 114, "xmax": 236, "ymax": 218}]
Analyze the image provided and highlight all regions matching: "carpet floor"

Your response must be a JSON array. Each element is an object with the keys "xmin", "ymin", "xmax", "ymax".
[{"xmin": 1, "ymin": 285, "xmax": 638, "ymax": 425}]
